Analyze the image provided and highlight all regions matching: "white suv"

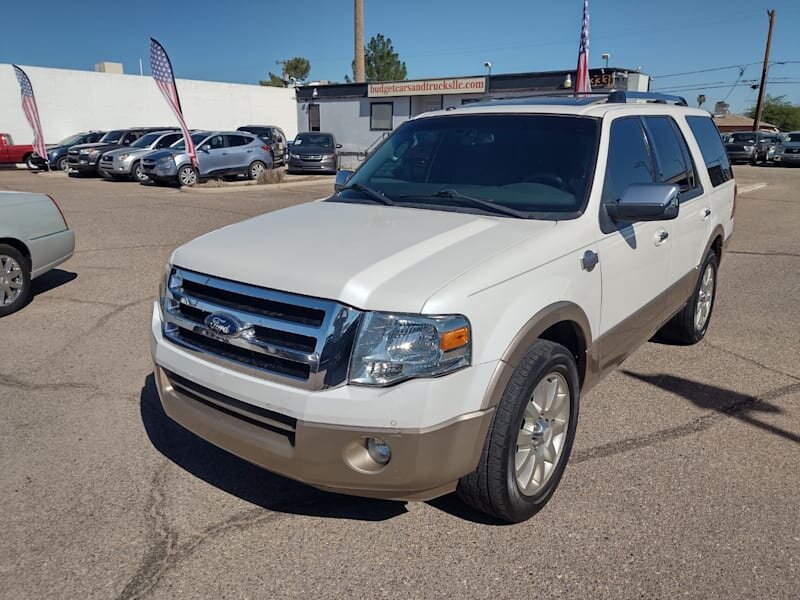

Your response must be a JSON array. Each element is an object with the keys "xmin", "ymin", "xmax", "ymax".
[{"xmin": 150, "ymin": 92, "xmax": 735, "ymax": 522}]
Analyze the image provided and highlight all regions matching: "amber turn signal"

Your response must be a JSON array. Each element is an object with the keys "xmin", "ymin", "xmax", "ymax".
[{"xmin": 439, "ymin": 326, "xmax": 470, "ymax": 351}]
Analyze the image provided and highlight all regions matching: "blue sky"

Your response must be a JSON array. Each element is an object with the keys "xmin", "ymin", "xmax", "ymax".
[{"xmin": 2, "ymin": 0, "xmax": 799, "ymax": 114}]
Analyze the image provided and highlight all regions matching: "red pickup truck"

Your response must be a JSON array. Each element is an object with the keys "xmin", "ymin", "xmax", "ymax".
[{"xmin": 0, "ymin": 133, "xmax": 35, "ymax": 169}]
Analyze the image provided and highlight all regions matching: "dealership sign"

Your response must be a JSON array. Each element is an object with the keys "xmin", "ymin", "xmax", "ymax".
[{"xmin": 368, "ymin": 77, "xmax": 487, "ymax": 97}]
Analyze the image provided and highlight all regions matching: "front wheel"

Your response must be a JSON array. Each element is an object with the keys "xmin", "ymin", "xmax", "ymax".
[
  {"xmin": 248, "ymin": 160, "xmax": 267, "ymax": 180},
  {"xmin": 56, "ymin": 156, "xmax": 68, "ymax": 172},
  {"xmin": 0, "ymin": 244, "xmax": 32, "ymax": 317},
  {"xmin": 131, "ymin": 161, "xmax": 148, "ymax": 183},
  {"xmin": 178, "ymin": 165, "xmax": 198, "ymax": 187},
  {"xmin": 457, "ymin": 340, "xmax": 580, "ymax": 523}
]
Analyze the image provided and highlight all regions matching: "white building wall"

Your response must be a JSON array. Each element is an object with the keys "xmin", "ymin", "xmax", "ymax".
[{"xmin": 0, "ymin": 64, "xmax": 298, "ymax": 144}]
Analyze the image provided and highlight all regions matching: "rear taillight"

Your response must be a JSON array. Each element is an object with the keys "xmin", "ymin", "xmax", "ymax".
[
  {"xmin": 732, "ymin": 183, "xmax": 737, "ymax": 219},
  {"xmin": 261, "ymin": 145, "xmax": 272, "ymax": 153},
  {"xmin": 47, "ymin": 194, "xmax": 68, "ymax": 228}
]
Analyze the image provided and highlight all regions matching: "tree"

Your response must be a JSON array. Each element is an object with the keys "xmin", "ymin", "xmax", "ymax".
[
  {"xmin": 346, "ymin": 34, "xmax": 407, "ymax": 82},
  {"xmin": 746, "ymin": 95, "xmax": 800, "ymax": 131},
  {"xmin": 260, "ymin": 56, "xmax": 311, "ymax": 87}
]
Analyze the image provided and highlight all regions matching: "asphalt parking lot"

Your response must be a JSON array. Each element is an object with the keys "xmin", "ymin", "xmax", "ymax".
[{"xmin": 1, "ymin": 166, "xmax": 798, "ymax": 599}]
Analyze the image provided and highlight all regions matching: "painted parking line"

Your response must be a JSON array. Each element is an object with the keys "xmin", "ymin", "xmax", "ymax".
[{"xmin": 738, "ymin": 183, "xmax": 767, "ymax": 195}]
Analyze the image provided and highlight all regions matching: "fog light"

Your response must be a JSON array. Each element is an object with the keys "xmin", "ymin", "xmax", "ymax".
[{"xmin": 366, "ymin": 438, "xmax": 391, "ymax": 465}]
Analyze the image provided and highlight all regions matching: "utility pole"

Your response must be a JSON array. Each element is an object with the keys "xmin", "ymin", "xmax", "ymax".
[
  {"xmin": 354, "ymin": 0, "xmax": 366, "ymax": 83},
  {"xmin": 752, "ymin": 9, "xmax": 776, "ymax": 132}
]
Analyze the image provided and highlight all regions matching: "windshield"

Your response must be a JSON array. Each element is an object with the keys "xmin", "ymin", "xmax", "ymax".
[
  {"xmin": 294, "ymin": 133, "xmax": 334, "ymax": 148},
  {"xmin": 57, "ymin": 134, "xmax": 84, "ymax": 146},
  {"xmin": 171, "ymin": 133, "xmax": 208, "ymax": 150},
  {"xmin": 728, "ymin": 133, "xmax": 756, "ymax": 143},
  {"xmin": 130, "ymin": 133, "xmax": 161, "ymax": 148},
  {"xmin": 335, "ymin": 114, "xmax": 599, "ymax": 218},
  {"xmin": 100, "ymin": 130, "xmax": 125, "ymax": 143},
  {"xmin": 785, "ymin": 133, "xmax": 800, "ymax": 143}
]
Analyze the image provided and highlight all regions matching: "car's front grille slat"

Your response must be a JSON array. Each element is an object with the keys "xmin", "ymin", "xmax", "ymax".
[{"xmin": 163, "ymin": 267, "xmax": 361, "ymax": 390}]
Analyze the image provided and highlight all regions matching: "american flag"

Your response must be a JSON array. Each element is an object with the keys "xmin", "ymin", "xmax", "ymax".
[
  {"xmin": 575, "ymin": 0, "xmax": 592, "ymax": 96},
  {"xmin": 150, "ymin": 38, "xmax": 196, "ymax": 166},
  {"xmin": 13, "ymin": 65, "xmax": 48, "ymax": 166}
]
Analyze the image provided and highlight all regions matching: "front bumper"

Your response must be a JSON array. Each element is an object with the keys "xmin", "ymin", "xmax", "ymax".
[
  {"xmin": 150, "ymin": 303, "xmax": 495, "ymax": 500},
  {"xmin": 726, "ymin": 150, "xmax": 756, "ymax": 163},
  {"xmin": 99, "ymin": 155, "xmax": 135, "ymax": 176},
  {"xmin": 288, "ymin": 155, "xmax": 337, "ymax": 172},
  {"xmin": 68, "ymin": 154, "xmax": 102, "ymax": 172},
  {"xmin": 774, "ymin": 153, "xmax": 800, "ymax": 164},
  {"xmin": 142, "ymin": 161, "xmax": 178, "ymax": 182}
]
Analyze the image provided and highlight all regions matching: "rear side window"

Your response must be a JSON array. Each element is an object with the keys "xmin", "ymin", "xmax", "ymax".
[
  {"xmin": 643, "ymin": 116, "xmax": 700, "ymax": 200},
  {"xmin": 602, "ymin": 117, "xmax": 655, "ymax": 203},
  {"xmin": 686, "ymin": 116, "xmax": 733, "ymax": 187},
  {"xmin": 226, "ymin": 135, "xmax": 251, "ymax": 147}
]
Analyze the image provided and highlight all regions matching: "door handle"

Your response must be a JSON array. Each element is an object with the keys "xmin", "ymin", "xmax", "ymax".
[
  {"xmin": 702, "ymin": 208, "xmax": 712, "ymax": 220},
  {"xmin": 655, "ymin": 229, "xmax": 669, "ymax": 245},
  {"xmin": 581, "ymin": 250, "xmax": 599, "ymax": 272}
]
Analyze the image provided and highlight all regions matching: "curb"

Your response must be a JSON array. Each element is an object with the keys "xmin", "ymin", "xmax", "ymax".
[{"xmin": 180, "ymin": 176, "xmax": 335, "ymax": 194}]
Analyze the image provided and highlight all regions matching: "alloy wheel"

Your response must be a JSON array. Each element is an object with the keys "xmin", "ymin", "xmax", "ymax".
[
  {"xmin": 515, "ymin": 372, "xmax": 571, "ymax": 496},
  {"xmin": 694, "ymin": 263, "xmax": 715, "ymax": 332},
  {"xmin": 0, "ymin": 254, "xmax": 24, "ymax": 306}
]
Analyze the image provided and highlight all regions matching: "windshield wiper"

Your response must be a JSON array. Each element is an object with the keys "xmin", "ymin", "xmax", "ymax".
[
  {"xmin": 401, "ymin": 189, "xmax": 528, "ymax": 219},
  {"xmin": 341, "ymin": 183, "xmax": 398, "ymax": 206}
]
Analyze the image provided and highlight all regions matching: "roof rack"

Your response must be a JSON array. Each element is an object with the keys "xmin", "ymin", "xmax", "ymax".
[{"xmin": 606, "ymin": 91, "xmax": 688, "ymax": 106}]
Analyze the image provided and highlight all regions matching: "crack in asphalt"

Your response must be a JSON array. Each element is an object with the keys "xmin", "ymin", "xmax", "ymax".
[
  {"xmin": 705, "ymin": 341, "xmax": 800, "ymax": 382},
  {"xmin": 573, "ymin": 381, "xmax": 800, "ymax": 464},
  {"xmin": 727, "ymin": 250, "xmax": 800, "ymax": 258},
  {"xmin": 0, "ymin": 373, "xmax": 97, "ymax": 392},
  {"xmin": 116, "ymin": 464, "xmax": 335, "ymax": 600}
]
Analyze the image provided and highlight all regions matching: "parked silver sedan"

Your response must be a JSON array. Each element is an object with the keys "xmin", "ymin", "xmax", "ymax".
[{"xmin": 0, "ymin": 191, "xmax": 75, "ymax": 316}]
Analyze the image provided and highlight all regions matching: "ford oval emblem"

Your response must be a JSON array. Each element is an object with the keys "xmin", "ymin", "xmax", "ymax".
[{"xmin": 204, "ymin": 313, "xmax": 243, "ymax": 338}]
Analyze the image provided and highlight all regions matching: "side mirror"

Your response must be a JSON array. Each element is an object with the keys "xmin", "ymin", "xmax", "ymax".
[
  {"xmin": 200, "ymin": 144, "xmax": 211, "ymax": 152},
  {"xmin": 335, "ymin": 143, "xmax": 343, "ymax": 149},
  {"xmin": 605, "ymin": 183, "xmax": 679, "ymax": 221},
  {"xmin": 334, "ymin": 169, "xmax": 354, "ymax": 192}
]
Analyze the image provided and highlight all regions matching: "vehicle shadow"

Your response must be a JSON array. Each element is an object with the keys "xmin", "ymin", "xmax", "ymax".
[
  {"xmin": 30, "ymin": 268, "xmax": 77, "ymax": 300},
  {"xmin": 621, "ymin": 370, "xmax": 800, "ymax": 445},
  {"xmin": 139, "ymin": 373, "xmax": 408, "ymax": 521}
]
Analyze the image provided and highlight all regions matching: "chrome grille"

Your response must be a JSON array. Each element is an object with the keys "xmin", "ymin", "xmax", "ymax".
[{"xmin": 163, "ymin": 267, "xmax": 361, "ymax": 390}]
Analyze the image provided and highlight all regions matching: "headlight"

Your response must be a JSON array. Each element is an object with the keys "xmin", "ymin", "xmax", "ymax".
[
  {"xmin": 291, "ymin": 153, "xmax": 300, "ymax": 159},
  {"xmin": 87, "ymin": 148, "xmax": 101, "ymax": 155},
  {"xmin": 118, "ymin": 153, "xmax": 130, "ymax": 160},
  {"xmin": 743, "ymin": 145, "xmax": 753, "ymax": 151},
  {"xmin": 349, "ymin": 312, "xmax": 471, "ymax": 386},
  {"xmin": 158, "ymin": 155, "xmax": 174, "ymax": 165}
]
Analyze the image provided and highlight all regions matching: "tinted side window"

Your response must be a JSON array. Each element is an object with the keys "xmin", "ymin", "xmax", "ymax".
[
  {"xmin": 227, "ymin": 135, "xmax": 250, "ymax": 147},
  {"xmin": 157, "ymin": 134, "xmax": 181, "ymax": 148},
  {"xmin": 643, "ymin": 116, "xmax": 692, "ymax": 188},
  {"xmin": 602, "ymin": 117, "xmax": 655, "ymax": 204},
  {"xmin": 686, "ymin": 116, "xmax": 733, "ymax": 187}
]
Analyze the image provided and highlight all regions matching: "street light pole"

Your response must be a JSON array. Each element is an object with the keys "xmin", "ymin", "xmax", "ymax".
[{"xmin": 752, "ymin": 9, "xmax": 776, "ymax": 132}]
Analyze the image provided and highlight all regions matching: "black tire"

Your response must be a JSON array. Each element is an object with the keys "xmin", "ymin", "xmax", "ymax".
[
  {"xmin": 24, "ymin": 154, "xmax": 37, "ymax": 170},
  {"xmin": 177, "ymin": 165, "xmax": 198, "ymax": 187},
  {"xmin": 0, "ymin": 244, "xmax": 32, "ymax": 318},
  {"xmin": 457, "ymin": 340, "xmax": 580, "ymax": 523},
  {"xmin": 660, "ymin": 249, "xmax": 719, "ymax": 345},
  {"xmin": 56, "ymin": 156, "xmax": 68, "ymax": 172}
]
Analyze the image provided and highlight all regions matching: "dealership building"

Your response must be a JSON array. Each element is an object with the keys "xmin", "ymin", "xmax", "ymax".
[{"xmin": 295, "ymin": 67, "xmax": 650, "ymax": 168}]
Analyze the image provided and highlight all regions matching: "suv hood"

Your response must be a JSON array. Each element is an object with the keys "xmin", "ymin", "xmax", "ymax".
[
  {"xmin": 104, "ymin": 146, "xmax": 152, "ymax": 159},
  {"xmin": 71, "ymin": 142, "xmax": 123, "ymax": 153},
  {"xmin": 145, "ymin": 149, "xmax": 182, "ymax": 161},
  {"xmin": 171, "ymin": 201, "xmax": 557, "ymax": 312}
]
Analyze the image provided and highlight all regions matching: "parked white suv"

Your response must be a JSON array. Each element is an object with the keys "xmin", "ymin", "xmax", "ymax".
[{"xmin": 150, "ymin": 92, "xmax": 735, "ymax": 522}]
